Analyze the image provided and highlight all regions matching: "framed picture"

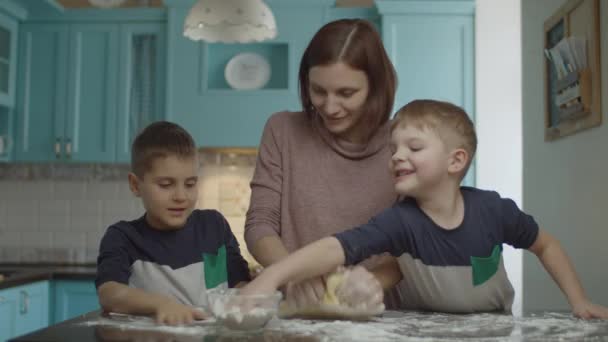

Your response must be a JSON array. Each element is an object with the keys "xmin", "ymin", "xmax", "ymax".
[{"xmin": 543, "ymin": 0, "xmax": 601, "ymax": 141}]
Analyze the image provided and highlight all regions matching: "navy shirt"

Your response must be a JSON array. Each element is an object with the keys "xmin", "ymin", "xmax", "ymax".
[
  {"xmin": 335, "ymin": 187, "xmax": 539, "ymax": 313},
  {"xmin": 96, "ymin": 209, "xmax": 250, "ymax": 306}
]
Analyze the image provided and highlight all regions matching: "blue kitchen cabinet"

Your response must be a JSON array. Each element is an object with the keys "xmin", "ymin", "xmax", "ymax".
[
  {"xmin": 15, "ymin": 19, "xmax": 165, "ymax": 163},
  {"xmin": 116, "ymin": 22, "xmax": 166, "ymax": 163},
  {"xmin": 0, "ymin": 286, "xmax": 18, "ymax": 341},
  {"xmin": 0, "ymin": 11, "xmax": 18, "ymax": 108},
  {"xmin": 52, "ymin": 280, "xmax": 99, "ymax": 324},
  {"xmin": 64, "ymin": 23, "xmax": 119, "ymax": 163},
  {"xmin": 14, "ymin": 23, "xmax": 68, "ymax": 162},
  {"xmin": 164, "ymin": 0, "xmax": 331, "ymax": 147},
  {"xmin": 376, "ymin": 0, "xmax": 476, "ymax": 186},
  {"xmin": 15, "ymin": 23, "xmax": 118, "ymax": 162},
  {"xmin": 14, "ymin": 281, "xmax": 50, "ymax": 337},
  {"xmin": 0, "ymin": 281, "xmax": 49, "ymax": 342}
]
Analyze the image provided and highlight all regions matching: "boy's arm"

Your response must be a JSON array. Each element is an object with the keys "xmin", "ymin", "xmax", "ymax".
[
  {"xmin": 528, "ymin": 229, "xmax": 608, "ymax": 319},
  {"xmin": 240, "ymin": 237, "xmax": 345, "ymax": 295},
  {"xmin": 98, "ymin": 281, "xmax": 207, "ymax": 325}
]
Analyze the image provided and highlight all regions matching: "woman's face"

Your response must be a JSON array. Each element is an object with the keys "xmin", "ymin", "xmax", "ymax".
[{"xmin": 308, "ymin": 62, "xmax": 370, "ymax": 144}]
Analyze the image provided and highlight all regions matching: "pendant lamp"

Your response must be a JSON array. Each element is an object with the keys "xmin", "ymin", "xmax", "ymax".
[{"xmin": 184, "ymin": 0, "xmax": 277, "ymax": 43}]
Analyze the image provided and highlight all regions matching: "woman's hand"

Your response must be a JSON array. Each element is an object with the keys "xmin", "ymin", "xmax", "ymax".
[
  {"xmin": 239, "ymin": 272, "xmax": 280, "ymax": 296},
  {"xmin": 336, "ymin": 266, "xmax": 384, "ymax": 309},
  {"xmin": 284, "ymin": 276, "xmax": 326, "ymax": 309},
  {"xmin": 572, "ymin": 300, "xmax": 608, "ymax": 319}
]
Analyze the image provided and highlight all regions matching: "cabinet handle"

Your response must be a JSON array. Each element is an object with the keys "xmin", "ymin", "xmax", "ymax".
[
  {"xmin": 65, "ymin": 138, "xmax": 72, "ymax": 159},
  {"xmin": 20, "ymin": 290, "xmax": 29, "ymax": 314},
  {"xmin": 55, "ymin": 138, "xmax": 62, "ymax": 159}
]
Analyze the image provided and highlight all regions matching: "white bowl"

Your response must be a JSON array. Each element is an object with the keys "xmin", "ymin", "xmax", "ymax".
[{"xmin": 207, "ymin": 288, "xmax": 282, "ymax": 331}]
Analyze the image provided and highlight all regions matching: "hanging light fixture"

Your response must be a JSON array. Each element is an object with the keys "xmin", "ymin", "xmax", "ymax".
[
  {"xmin": 183, "ymin": 0, "xmax": 277, "ymax": 43},
  {"xmin": 88, "ymin": 0, "xmax": 127, "ymax": 8}
]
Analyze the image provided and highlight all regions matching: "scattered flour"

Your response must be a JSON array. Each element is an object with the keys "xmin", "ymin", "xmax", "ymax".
[
  {"xmin": 212, "ymin": 301, "xmax": 274, "ymax": 330},
  {"xmin": 79, "ymin": 311, "xmax": 608, "ymax": 341},
  {"xmin": 81, "ymin": 314, "xmax": 217, "ymax": 336}
]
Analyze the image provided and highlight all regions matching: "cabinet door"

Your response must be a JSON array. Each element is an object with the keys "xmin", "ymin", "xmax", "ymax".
[
  {"xmin": 0, "ymin": 11, "xmax": 18, "ymax": 107},
  {"xmin": 0, "ymin": 287, "xmax": 18, "ymax": 341},
  {"xmin": 116, "ymin": 22, "xmax": 166, "ymax": 163},
  {"xmin": 52, "ymin": 280, "xmax": 99, "ymax": 324},
  {"xmin": 14, "ymin": 281, "xmax": 50, "ymax": 337},
  {"xmin": 64, "ymin": 24, "xmax": 119, "ymax": 163},
  {"xmin": 15, "ymin": 23, "xmax": 69, "ymax": 162},
  {"xmin": 378, "ymin": 1, "xmax": 475, "ymax": 186}
]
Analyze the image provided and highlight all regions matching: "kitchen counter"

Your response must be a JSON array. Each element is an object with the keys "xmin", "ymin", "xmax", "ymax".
[
  {"xmin": 10, "ymin": 309, "xmax": 608, "ymax": 341},
  {"xmin": 0, "ymin": 264, "xmax": 96, "ymax": 289}
]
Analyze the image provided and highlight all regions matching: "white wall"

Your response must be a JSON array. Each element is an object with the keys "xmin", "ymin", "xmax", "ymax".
[
  {"xmin": 475, "ymin": 0, "xmax": 523, "ymax": 316},
  {"xmin": 521, "ymin": 0, "xmax": 608, "ymax": 312}
]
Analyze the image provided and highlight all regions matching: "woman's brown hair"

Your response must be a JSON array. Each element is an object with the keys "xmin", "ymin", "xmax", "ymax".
[{"xmin": 299, "ymin": 19, "xmax": 397, "ymax": 141}]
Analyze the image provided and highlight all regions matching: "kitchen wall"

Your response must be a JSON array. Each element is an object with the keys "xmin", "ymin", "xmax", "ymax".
[
  {"xmin": 475, "ymin": 0, "xmax": 523, "ymax": 316},
  {"xmin": 0, "ymin": 168, "xmax": 141, "ymax": 264},
  {"xmin": 0, "ymin": 149, "xmax": 257, "ymax": 265},
  {"xmin": 521, "ymin": 0, "xmax": 608, "ymax": 312}
]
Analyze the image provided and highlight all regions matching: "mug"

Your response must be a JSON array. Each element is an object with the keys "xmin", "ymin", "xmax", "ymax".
[{"xmin": 0, "ymin": 135, "xmax": 12, "ymax": 155}]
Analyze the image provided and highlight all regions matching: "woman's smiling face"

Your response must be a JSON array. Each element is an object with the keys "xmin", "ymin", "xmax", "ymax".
[{"xmin": 308, "ymin": 62, "xmax": 370, "ymax": 144}]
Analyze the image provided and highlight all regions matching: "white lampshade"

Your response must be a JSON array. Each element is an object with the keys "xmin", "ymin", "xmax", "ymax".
[
  {"xmin": 88, "ymin": 0, "xmax": 127, "ymax": 8},
  {"xmin": 184, "ymin": 0, "xmax": 277, "ymax": 43}
]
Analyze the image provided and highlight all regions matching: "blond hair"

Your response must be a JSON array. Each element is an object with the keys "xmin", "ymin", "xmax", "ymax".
[{"xmin": 391, "ymin": 99, "xmax": 477, "ymax": 176}]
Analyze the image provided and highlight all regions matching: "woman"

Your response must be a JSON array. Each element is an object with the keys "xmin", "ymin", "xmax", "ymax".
[{"xmin": 245, "ymin": 19, "xmax": 400, "ymax": 308}]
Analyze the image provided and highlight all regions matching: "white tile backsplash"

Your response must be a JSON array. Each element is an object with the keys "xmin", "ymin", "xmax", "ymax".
[
  {"xmin": 39, "ymin": 199, "xmax": 70, "ymax": 217},
  {"xmin": 0, "ymin": 149, "xmax": 258, "ymax": 264},
  {"xmin": 52, "ymin": 182, "xmax": 86, "ymax": 200}
]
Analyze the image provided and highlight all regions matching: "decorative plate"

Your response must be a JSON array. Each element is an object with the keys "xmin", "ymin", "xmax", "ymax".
[{"xmin": 225, "ymin": 52, "xmax": 271, "ymax": 90}]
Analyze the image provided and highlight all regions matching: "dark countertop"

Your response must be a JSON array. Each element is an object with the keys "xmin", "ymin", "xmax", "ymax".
[
  {"xmin": 0, "ymin": 264, "xmax": 96, "ymax": 289},
  {"xmin": 10, "ymin": 309, "xmax": 608, "ymax": 341}
]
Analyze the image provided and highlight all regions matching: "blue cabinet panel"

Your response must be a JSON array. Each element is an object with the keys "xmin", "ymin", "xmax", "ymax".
[
  {"xmin": 65, "ymin": 24, "xmax": 119, "ymax": 162},
  {"xmin": 15, "ymin": 24, "xmax": 69, "ymax": 162},
  {"xmin": 14, "ymin": 281, "xmax": 50, "ymax": 337},
  {"xmin": 377, "ymin": 0, "xmax": 475, "ymax": 186},
  {"xmin": 0, "ymin": 286, "xmax": 18, "ymax": 342},
  {"xmin": 0, "ymin": 281, "xmax": 49, "ymax": 342},
  {"xmin": 0, "ymin": 11, "xmax": 18, "ymax": 108},
  {"xmin": 16, "ymin": 19, "xmax": 165, "ymax": 163},
  {"xmin": 116, "ymin": 22, "xmax": 166, "ymax": 163},
  {"xmin": 52, "ymin": 280, "xmax": 99, "ymax": 324}
]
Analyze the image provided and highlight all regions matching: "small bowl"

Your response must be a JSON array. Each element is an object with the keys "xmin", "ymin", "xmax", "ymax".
[{"xmin": 207, "ymin": 288, "xmax": 282, "ymax": 331}]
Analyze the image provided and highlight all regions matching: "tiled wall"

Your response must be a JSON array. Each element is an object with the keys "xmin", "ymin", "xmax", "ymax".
[
  {"xmin": 0, "ymin": 179, "xmax": 143, "ymax": 263},
  {"xmin": 196, "ymin": 151, "xmax": 256, "ymax": 265},
  {"xmin": 0, "ymin": 150, "xmax": 257, "ymax": 265}
]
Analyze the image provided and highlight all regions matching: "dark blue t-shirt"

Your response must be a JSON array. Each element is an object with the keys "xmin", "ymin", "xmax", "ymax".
[
  {"xmin": 96, "ymin": 209, "xmax": 250, "ymax": 306},
  {"xmin": 335, "ymin": 187, "xmax": 539, "ymax": 313}
]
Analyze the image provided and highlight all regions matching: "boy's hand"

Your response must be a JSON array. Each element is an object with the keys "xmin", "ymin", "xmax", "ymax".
[
  {"xmin": 155, "ymin": 299, "xmax": 208, "ymax": 325},
  {"xmin": 284, "ymin": 276, "xmax": 326, "ymax": 309},
  {"xmin": 336, "ymin": 266, "xmax": 383, "ymax": 309},
  {"xmin": 572, "ymin": 300, "xmax": 608, "ymax": 320}
]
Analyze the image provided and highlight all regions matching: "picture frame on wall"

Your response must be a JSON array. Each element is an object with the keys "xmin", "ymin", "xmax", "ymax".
[{"xmin": 543, "ymin": 0, "xmax": 601, "ymax": 141}]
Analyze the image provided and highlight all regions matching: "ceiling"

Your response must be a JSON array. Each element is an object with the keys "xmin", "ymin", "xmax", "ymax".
[{"xmin": 57, "ymin": 0, "xmax": 373, "ymax": 8}]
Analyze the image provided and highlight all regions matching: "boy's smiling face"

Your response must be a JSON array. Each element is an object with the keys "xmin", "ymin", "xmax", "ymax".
[
  {"xmin": 389, "ymin": 124, "xmax": 452, "ymax": 197},
  {"xmin": 129, "ymin": 154, "xmax": 199, "ymax": 230}
]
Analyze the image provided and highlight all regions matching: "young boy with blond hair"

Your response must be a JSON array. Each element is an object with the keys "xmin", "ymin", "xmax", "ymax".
[
  {"xmin": 96, "ymin": 121, "xmax": 250, "ymax": 325},
  {"xmin": 241, "ymin": 100, "xmax": 608, "ymax": 318}
]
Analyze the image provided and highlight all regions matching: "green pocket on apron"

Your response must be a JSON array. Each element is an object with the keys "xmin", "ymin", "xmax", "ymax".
[{"xmin": 470, "ymin": 245, "xmax": 501, "ymax": 286}]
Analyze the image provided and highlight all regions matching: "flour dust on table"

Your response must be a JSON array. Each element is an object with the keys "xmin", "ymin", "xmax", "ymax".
[{"xmin": 81, "ymin": 311, "xmax": 608, "ymax": 341}]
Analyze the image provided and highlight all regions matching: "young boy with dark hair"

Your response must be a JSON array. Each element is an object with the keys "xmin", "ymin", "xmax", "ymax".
[
  {"xmin": 241, "ymin": 100, "xmax": 608, "ymax": 319},
  {"xmin": 96, "ymin": 121, "xmax": 250, "ymax": 325}
]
